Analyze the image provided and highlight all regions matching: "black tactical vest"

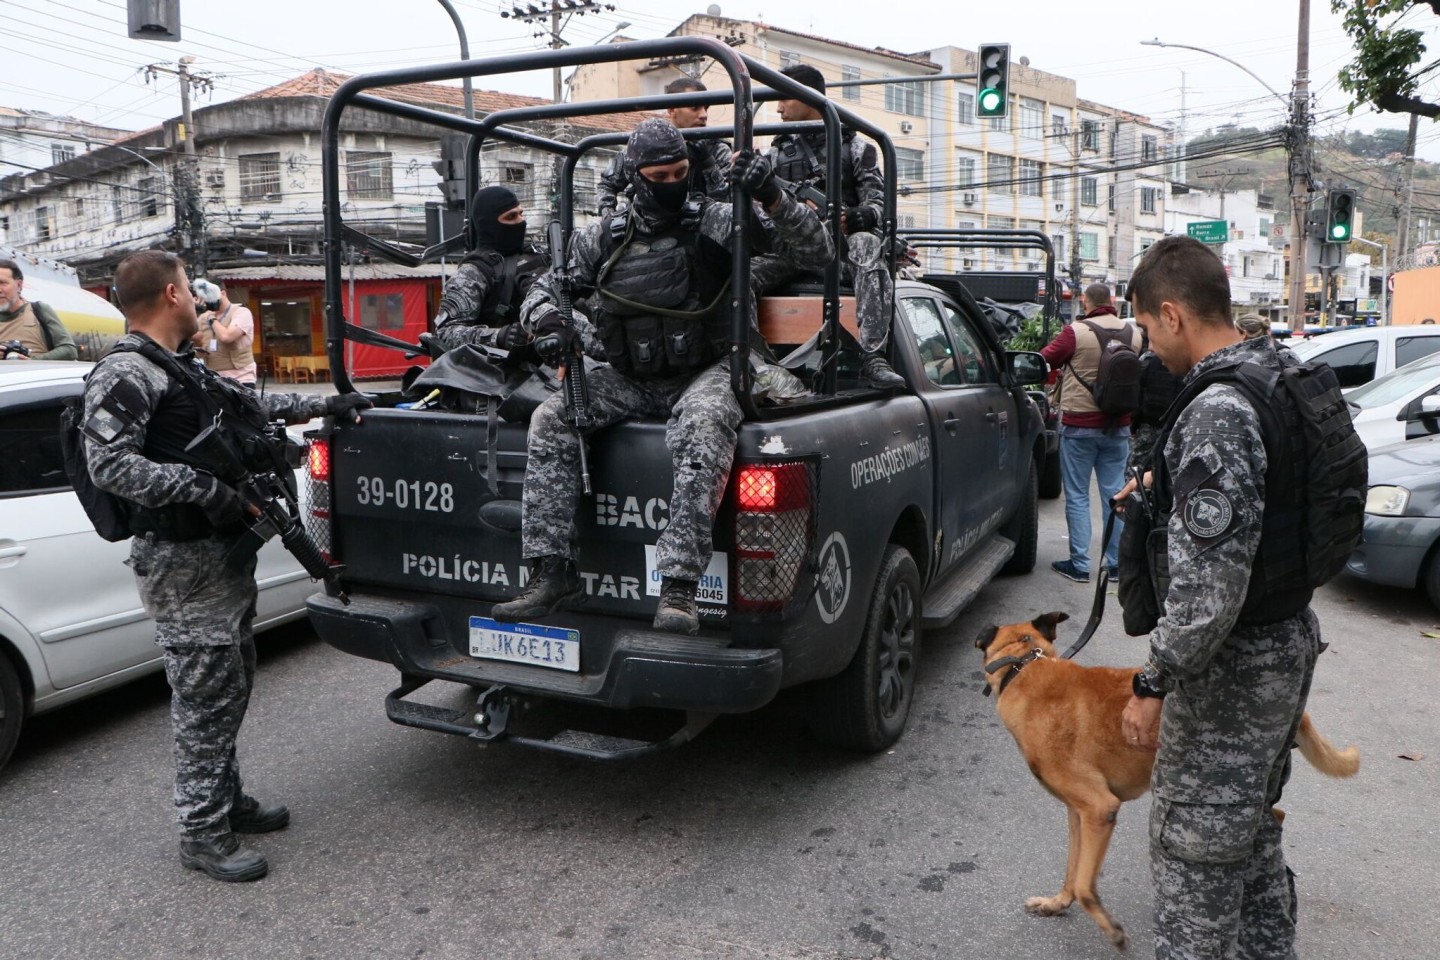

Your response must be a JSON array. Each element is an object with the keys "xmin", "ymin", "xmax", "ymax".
[
  {"xmin": 772, "ymin": 132, "xmax": 858, "ymax": 207},
  {"xmin": 460, "ymin": 248, "xmax": 547, "ymax": 324}
]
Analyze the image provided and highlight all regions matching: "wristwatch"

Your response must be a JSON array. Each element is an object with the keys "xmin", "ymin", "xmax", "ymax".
[{"xmin": 1132, "ymin": 671, "xmax": 1167, "ymax": 700}]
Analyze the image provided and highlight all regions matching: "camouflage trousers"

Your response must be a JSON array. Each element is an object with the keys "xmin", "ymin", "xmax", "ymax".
[
  {"xmin": 521, "ymin": 359, "xmax": 742, "ymax": 581},
  {"xmin": 751, "ymin": 229, "xmax": 892, "ymax": 353},
  {"xmin": 130, "ymin": 535, "xmax": 260, "ymax": 842}
]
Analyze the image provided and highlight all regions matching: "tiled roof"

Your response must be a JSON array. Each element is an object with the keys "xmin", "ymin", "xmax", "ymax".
[{"xmin": 243, "ymin": 69, "xmax": 645, "ymax": 133}]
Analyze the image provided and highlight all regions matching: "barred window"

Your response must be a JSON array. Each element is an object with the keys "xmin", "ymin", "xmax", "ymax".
[
  {"xmin": 346, "ymin": 150, "xmax": 394, "ymax": 200},
  {"xmin": 34, "ymin": 206, "xmax": 51, "ymax": 242},
  {"xmin": 239, "ymin": 152, "xmax": 281, "ymax": 203},
  {"xmin": 1080, "ymin": 177, "xmax": 1098, "ymax": 206},
  {"xmin": 51, "ymin": 143, "xmax": 76, "ymax": 165}
]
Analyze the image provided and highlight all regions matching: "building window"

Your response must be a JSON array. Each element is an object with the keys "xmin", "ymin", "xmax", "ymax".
[
  {"xmin": 895, "ymin": 147, "xmax": 924, "ymax": 181},
  {"xmin": 955, "ymin": 151, "xmax": 978, "ymax": 188},
  {"xmin": 989, "ymin": 107, "xmax": 1010, "ymax": 134},
  {"xmin": 110, "ymin": 185, "xmax": 124, "ymax": 223},
  {"xmin": 779, "ymin": 50, "xmax": 801, "ymax": 71},
  {"xmin": 239, "ymin": 152, "xmax": 282, "ymax": 203},
  {"xmin": 1142, "ymin": 135, "xmax": 1158, "ymax": 162},
  {"xmin": 1107, "ymin": 183, "xmax": 1116, "ymax": 214},
  {"xmin": 1081, "ymin": 119, "xmax": 1100, "ymax": 151},
  {"xmin": 1051, "ymin": 233, "xmax": 1066, "ymax": 262},
  {"xmin": 138, "ymin": 177, "xmax": 159, "ymax": 218},
  {"xmin": 841, "ymin": 65, "xmax": 860, "ymax": 101},
  {"xmin": 34, "ymin": 206, "xmax": 51, "ymax": 242},
  {"xmin": 1019, "ymin": 159, "xmax": 1044, "ymax": 197},
  {"xmin": 51, "ymin": 143, "xmax": 76, "ymax": 165},
  {"xmin": 989, "ymin": 215, "xmax": 1015, "ymax": 230},
  {"xmin": 885, "ymin": 79, "xmax": 925, "ymax": 117},
  {"xmin": 1140, "ymin": 186, "xmax": 1159, "ymax": 214},
  {"xmin": 1051, "ymin": 114, "xmax": 1068, "ymax": 139},
  {"xmin": 1019, "ymin": 99, "xmax": 1044, "ymax": 140},
  {"xmin": 1080, "ymin": 177, "xmax": 1098, "ymax": 206},
  {"xmin": 987, "ymin": 154, "xmax": 1013, "ymax": 194},
  {"xmin": 346, "ymin": 150, "xmax": 394, "ymax": 200},
  {"xmin": 1080, "ymin": 232, "xmax": 1099, "ymax": 261},
  {"xmin": 957, "ymin": 90, "xmax": 974, "ymax": 125},
  {"xmin": 575, "ymin": 165, "xmax": 597, "ymax": 210}
]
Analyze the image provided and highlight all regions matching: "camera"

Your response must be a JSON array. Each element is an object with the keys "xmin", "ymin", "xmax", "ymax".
[{"xmin": 2, "ymin": 340, "xmax": 32, "ymax": 360}]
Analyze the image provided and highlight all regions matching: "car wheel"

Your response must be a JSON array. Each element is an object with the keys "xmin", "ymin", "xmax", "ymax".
[
  {"xmin": 0, "ymin": 652, "xmax": 24, "ymax": 773},
  {"xmin": 806, "ymin": 545, "xmax": 922, "ymax": 752},
  {"xmin": 1001, "ymin": 466, "xmax": 1039, "ymax": 575},
  {"xmin": 1039, "ymin": 447, "xmax": 1062, "ymax": 499}
]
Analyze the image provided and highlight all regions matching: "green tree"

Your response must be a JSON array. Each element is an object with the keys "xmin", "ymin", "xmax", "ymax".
[{"xmin": 1334, "ymin": 0, "xmax": 1440, "ymax": 117}]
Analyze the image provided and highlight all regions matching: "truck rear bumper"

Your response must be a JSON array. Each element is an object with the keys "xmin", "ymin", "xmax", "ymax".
[{"xmin": 307, "ymin": 592, "xmax": 784, "ymax": 714}]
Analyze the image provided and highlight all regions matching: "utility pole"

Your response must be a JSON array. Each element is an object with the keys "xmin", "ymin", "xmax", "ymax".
[
  {"xmin": 1397, "ymin": 112, "xmax": 1419, "ymax": 268},
  {"xmin": 1286, "ymin": 0, "xmax": 1312, "ymax": 334},
  {"xmin": 501, "ymin": 1, "xmax": 616, "ymax": 104},
  {"xmin": 145, "ymin": 57, "xmax": 214, "ymax": 274}
]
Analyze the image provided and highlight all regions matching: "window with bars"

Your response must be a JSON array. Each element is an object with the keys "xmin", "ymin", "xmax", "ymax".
[
  {"xmin": 957, "ymin": 90, "xmax": 974, "ymax": 125},
  {"xmin": 239, "ymin": 152, "xmax": 282, "ymax": 202},
  {"xmin": 841, "ymin": 65, "xmax": 860, "ymax": 101},
  {"xmin": 1080, "ymin": 232, "xmax": 1099, "ymax": 261},
  {"xmin": 987, "ymin": 154, "xmax": 1013, "ymax": 194},
  {"xmin": 885, "ymin": 79, "xmax": 925, "ymax": 117},
  {"xmin": 1019, "ymin": 100, "xmax": 1044, "ymax": 140},
  {"xmin": 1019, "ymin": 159, "xmax": 1044, "ymax": 197},
  {"xmin": 51, "ymin": 143, "xmax": 76, "ymax": 165},
  {"xmin": 1141, "ymin": 186, "xmax": 1160, "ymax": 214},
  {"xmin": 895, "ymin": 147, "xmax": 924, "ymax": 181},
  {"xmin": 1081, "ymin": 119, "xmax": 1100, "ymax": 151},
  {"xmin": 33, "ymin": 207, "xmax": 51, "ymax": 241},
  {"xmin": 346, "ymin": 150, "xmax": 394, "ymax": 200},
  {"xmin": 1080, "ymin": 177, "xmax": 1098, "ymax": 206}
]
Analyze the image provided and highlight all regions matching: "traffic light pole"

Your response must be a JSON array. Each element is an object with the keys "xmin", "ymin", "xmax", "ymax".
[{"xmin": 1287, "ymin": 0, "xmax": 1312, "ymax": 334}]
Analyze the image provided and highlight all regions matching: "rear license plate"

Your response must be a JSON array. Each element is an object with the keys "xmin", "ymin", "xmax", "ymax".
[{"xmin": 468, "ymin": 616, "xmax": 580, "ymax": 673}]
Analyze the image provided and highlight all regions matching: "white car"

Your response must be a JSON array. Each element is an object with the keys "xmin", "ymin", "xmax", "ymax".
[
  {"xmin": 1290, "ymin": 325, "xmax": 1440, "ymax": 390},
  {"xmin": 1344, "ymin": 351, "xmax": 1440, "ymax": 450},
  {"xmin": 0, "ymin": 362, "xmax": 314, "ymax": 771}
]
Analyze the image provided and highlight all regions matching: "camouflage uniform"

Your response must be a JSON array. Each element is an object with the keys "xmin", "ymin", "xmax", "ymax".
[
  {"xmin": 760, "ymin": 128, "xmax": 891, "ymax": 352},
  {"xmin": 515, "ymin": 189, "xmax": 832, "ymax": 582},
  {"xmin": 1134, "ymin": 337, "xmax": 1320, "ymax": 959},
  {"xmin": 596, "ymin": 139, "xmax": 734, "ymax": 218},
  {"xmin": 82, "ymin": 335, "xmax": 330, "ymax": 842},
  {"xmin": 432, "ymin": 248, "xmax": 546, "ymax": 353}
]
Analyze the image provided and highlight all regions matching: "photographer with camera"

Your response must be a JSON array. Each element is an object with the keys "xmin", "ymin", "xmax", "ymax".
[
  {"xmin": 80, "ymin": 251, "xmax": 371, "ymax": 882},
  {"xmin": 0, "ymin": 258, "xmax": 78, "ymax": 361}
]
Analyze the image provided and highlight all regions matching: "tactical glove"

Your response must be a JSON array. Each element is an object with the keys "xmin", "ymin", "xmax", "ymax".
[
  {"xmin": 844, "ymin": 205, "xmax": 878, "ymax": 234},
  {"xmin": 532, "ymin": 311, "xmax": 577, "ymax": 361},
  {"xmin": 203, "ymin": 481, "xmax": 247, "ymax": 529},
  {"xmin": 494, "ymin": 322, "xmax": 532, "ymax": 352},
  {"xmin": 729, "ymin": 150, "xmax": 783, "ymax": 207},
  {"xmin": 326, "ymin": 392, "xmax": 374, "ymax": 423}
]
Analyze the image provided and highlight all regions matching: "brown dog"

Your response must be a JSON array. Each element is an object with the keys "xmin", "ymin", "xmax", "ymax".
[{"xmin": 975, "ymin": 612, "xmax": 1360, "ymax": 953}]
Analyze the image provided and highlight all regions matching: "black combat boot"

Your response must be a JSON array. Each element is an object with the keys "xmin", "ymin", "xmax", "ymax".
[
  {"xmin": 653, "ymin": 577, "xmax": 700, "ymax": 635},
  {"xmin": 491, "ymin": 556, "xmax": 581, "ymax": 622},
  {"xmin": 179, "ymin": 833, "xmax": 269, "ymax": 882},
  {"xmin": 860, "ymin": 353, "xmax": 905, "ymax": 390},
  {"xmin": 229, "ymin": 797, "xmax": 291, "ymax": 834}
]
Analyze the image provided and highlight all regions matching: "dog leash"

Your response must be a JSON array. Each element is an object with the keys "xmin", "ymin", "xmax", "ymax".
[{"xmin": 1059, "ymin": 503, "xmax": 1117, "ymax": 661}]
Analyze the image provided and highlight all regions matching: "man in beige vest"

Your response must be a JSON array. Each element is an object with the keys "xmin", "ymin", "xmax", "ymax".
[
  {"xmin": 0, "ymin": 259, "xmax": 78, "ymax": 361},
  {"xmin": 1040, "ymin": 283, "xmax": 1141, "ymax": 582},
  {"xmin": 191, "ymin": 279, "xmax": 257, "ymax": 387}
]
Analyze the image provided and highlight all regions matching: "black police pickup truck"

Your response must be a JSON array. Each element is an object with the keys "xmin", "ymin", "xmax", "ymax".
[{"xmin": 302, "ymin": 41, "xmax": 1048, "ymax": 758}]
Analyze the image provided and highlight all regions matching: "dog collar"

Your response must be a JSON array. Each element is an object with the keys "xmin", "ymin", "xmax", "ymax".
[{"xmin": 982, "ymin": 647, "xmax": 1047, "ymax": 697}]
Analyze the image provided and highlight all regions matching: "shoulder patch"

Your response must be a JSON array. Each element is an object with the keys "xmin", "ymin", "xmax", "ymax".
[
  {"xmin": 1183, "ymin": 487, "xmax": 1234, "ymax": 540},
  {"xmin": 83, "ymin": 378, "xmax": 148, "ymax": 445}
]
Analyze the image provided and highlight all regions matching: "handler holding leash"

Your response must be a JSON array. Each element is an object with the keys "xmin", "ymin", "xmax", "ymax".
[{"xmin": 1118, "ymin": 235, "xmax": 1355, "ymax": 959}]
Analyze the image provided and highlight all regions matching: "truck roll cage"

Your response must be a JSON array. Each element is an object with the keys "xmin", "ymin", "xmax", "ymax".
[
  {"xmin": 320, "ymin": 37, "xmax": 899, "ymax": 417},
  {"xmin": 900, "ymin": 228, "xmax": 1060, "ymax": 345}
]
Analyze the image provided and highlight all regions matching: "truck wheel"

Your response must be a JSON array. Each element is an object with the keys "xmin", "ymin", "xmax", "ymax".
[
  {"xmin": 0, "ymin": 653, "xmax": 24, "ymax": 774},
  {"xmin": 1039, "ymin": 449, "xmax": 1062, "ymax": 499},
  {"xmin": 1001, "ymin": 467, "xmax": 1039, "ymax": 575},
  {"xmin": 807, "ymin": 545, "xmax": 922, "ymax": 753}
]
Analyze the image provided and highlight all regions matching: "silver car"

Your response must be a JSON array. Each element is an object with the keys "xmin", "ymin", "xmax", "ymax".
[{"xmin": 1346, "ymin": 432, "xmax": 1440, "ymax": 610}]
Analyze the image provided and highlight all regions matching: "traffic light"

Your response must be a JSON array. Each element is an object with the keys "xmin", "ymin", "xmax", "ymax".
[
  {"xmin": 1325, "ymin": 188, "xmax": 1355, "ymax": 244},
  {"xmin": 977, "ymin": 43, "xmax": 1011, "ymax": 118},
  {"xmin": 432, "ymin": 134, "xmax": 468, "ymax": 209}
]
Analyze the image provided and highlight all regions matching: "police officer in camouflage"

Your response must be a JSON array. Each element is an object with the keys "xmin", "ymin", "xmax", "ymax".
[
  {"xmin": 431, "ymin": 185, "xmax": 547, "ymax": 353},
  {"xmin": 82, "ymin": 250, "xmax": 372, "ymax": 882},
  {"xmin": 1120, "ymin": 236, "xmax": 1320, "ymax": 958},
  {"xmin": 491, "ymin": 118, "xmax": 833, "ymax": 635},
  {"xmin": 759, "ymin": 62, "xmax": 905, "ymax": 390}
]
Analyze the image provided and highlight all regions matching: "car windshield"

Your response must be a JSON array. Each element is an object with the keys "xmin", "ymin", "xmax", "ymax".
[
  {"xmin": 1290, "ymin": 335, "xmax": 1350, "ymax": 360},
  {"xmin": 1347, "ymin": 352, "xmax": 1440, "ymax": 408}
]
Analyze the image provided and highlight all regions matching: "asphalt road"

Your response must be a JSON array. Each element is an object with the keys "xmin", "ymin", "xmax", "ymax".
[{"xmin": 2, "ymin": 495, "xmax": 1437, "ymax": 960}]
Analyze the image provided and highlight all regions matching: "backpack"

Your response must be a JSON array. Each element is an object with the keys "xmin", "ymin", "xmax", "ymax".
[{"xmin": 1068, "ymin": 318, "xmax": 1142, "ymax": 416}]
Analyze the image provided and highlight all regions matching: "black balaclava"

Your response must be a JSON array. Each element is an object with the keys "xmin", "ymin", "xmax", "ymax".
[
  {"xmin": 626, "ymin": 118, "xmax": 691, "ymax": 221},
  {"xmin": 469, "ymin": 185, "xmax": 525, "ymax": 255}
]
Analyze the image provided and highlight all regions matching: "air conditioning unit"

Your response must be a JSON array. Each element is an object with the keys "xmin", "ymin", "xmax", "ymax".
[
  {"xmin": 962, "ymin": 192, "xmax": 978, "ymax": 206},
  {"xmin": 899, "ymin": 120, "xmax": 913, "ymax": 134}
]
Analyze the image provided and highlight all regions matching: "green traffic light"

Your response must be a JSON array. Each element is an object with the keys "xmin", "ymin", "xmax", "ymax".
[
  {"xmin": 979, "ymin": 88, "xmax": 1002, "ymax": 114},
  {"xmin": 1330, "ymin": 224, "xmax": 1351, "ymax": 241}
]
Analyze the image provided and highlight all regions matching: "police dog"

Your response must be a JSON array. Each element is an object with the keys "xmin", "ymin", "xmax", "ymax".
[{"xmin": 974, "ymin": 612, "xmax": 1359, "ymax": 953}]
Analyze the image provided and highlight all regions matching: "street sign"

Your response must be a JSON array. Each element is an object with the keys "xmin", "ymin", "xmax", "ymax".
[
  {"xmin": 1270, "ymin": 223, "xmax": 1290, "ymax": 242},
  {"xmin": 1187, "ymin": 220, "xmax": 1229, "ymax": 244}
]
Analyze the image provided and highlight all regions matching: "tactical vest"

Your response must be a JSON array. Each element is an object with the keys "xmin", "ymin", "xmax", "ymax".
[
  {"xmin": 1152, "ymin": 361, "xmax": 1312, "ymax": 623},
  {"xmin": 205, "ymin": 304, "xmax": 256, "ymax": 374},
  {"xmin": 0, "ymin": 302, "xmax": 51, "ymax": 355},
  {"xmin": 772, "ymin": 132, "xmax": 858, "ymax": 207},
  {"xmin": 593, "ymin": 209, "xmax": 731, "ymax": 379},
  {"xmin": 460, "ymin": 248, "xmax": 546, "ymax": 324}
]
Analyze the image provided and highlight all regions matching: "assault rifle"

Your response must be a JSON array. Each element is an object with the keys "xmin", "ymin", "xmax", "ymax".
[
  {"xmin": 544, "ymin": 219, "xmax": 594, "ymax": 495},
  {"xmin": 184, "ymin": 421, "xmax": 350, "ymax": 604},
  {"xmin": 778, "ymin": 177, "xmax": 828, "ymax": 211}
]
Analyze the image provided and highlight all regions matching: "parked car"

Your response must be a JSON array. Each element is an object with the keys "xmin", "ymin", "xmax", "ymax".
[
  {"xmin": 1289, "ymin": 325, "xmax": 1440, "ymax": 390},
  {"xmin": 1344, "ymin": 351, "xmax": 1440, "ymax": 449},
  {"xmin": 0, "ymin": 362, "xmax": 313, "ymax": 771},
  {"xmin": 1346, "ymin": 434, "xmax": 1440, "ymax": 611}
]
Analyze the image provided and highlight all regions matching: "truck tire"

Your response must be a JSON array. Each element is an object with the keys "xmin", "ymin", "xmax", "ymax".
[
  {"xmin": 1001, "ymin": 467, "xmax": 1039, "ymax": 575},
  {"xmin": 0, "ymin": 653, "xmax": 24, "ymax": 774},
  {"xmin": 1039, "ymin": 449, "xmax": 1062, "ymax": 499},
  {"xmin": 806, "ymin": 545, "xmax": 922, "ymax": 753}
]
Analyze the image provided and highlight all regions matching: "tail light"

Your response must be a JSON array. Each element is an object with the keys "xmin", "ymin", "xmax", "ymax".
[
  {"xmin": 304, "ymin": 434, "xmax": 335, "ymax": 562},
  {"xmin": 732, "ymin": 461, "xmax": 815, "ymax": 614}
]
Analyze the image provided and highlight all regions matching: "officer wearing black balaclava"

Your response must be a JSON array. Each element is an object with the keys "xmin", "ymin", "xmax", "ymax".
[
  {"xmin": 431, "ymin": 185, "xmax": 548, "ymax": 353},
  {"xmin": 491, "ymin": 118, "xmax": 834, "ymax": 637}
]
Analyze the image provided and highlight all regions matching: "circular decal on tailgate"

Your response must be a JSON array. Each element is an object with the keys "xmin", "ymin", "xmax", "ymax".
[{"xmin": 815, "ymin": 532, "xmax": 852, "ymax": 624}]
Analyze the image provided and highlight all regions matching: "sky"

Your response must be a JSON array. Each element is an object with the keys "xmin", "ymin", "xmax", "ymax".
[{"xmin": 7, "ymin": 0, "xmax": 1440, "ymax": 159}]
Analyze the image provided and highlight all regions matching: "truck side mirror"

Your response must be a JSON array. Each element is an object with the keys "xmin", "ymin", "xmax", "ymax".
[
  {"xmin": 1007, "ymin": 351, "xmax": 1048, "ymax": 386},
  {"xmin": 1420, "ymin": 394, "xmax": 1440, "ymax": 417}
]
